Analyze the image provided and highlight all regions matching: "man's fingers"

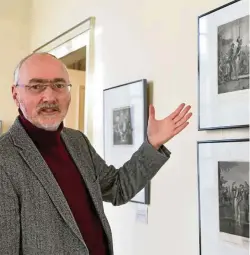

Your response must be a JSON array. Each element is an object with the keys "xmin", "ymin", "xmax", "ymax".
[
  {"xmin": 174, "ymin": 121, "xmax": 189, "ymax": 136},
  {"xmin": 173, "ymin": 105, "xmax": 191, "ymax": 124},
  {"xmin": 175, "ymin": 111, "xmax": 192, "ymax": 127},
  {"xmin": 169, "ymin": 103, "xmax": 186, "ymax": 119}
]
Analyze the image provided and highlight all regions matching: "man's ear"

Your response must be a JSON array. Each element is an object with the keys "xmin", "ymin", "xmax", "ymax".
[{"xmin": 12, "ymin": 85, "xmax": 19, "ymax": 107}]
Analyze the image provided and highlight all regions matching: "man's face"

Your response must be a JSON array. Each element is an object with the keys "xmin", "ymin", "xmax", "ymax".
[{"xmin": 12, "ymin": 54, "xmax": 71, "ymax": 131}]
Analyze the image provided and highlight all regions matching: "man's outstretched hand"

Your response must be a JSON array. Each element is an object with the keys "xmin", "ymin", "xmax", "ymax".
[{"xmin": 147, "ymin": 103, "xmax": 192, "ymax": 149}]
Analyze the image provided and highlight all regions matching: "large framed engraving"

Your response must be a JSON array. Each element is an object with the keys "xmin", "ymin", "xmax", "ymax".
[
  {"xmin": 198, "ymin": 0, "xmax": 249, "ymax": 130},
  {"xmin": 103, "ymin": 79, "xmax": 150, "ymax": 204},
  {"xmin": 197, "ymin": 138, "xmax": 249, "ymax": 255}
]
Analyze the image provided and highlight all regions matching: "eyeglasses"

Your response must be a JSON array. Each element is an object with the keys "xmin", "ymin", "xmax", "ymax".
[{"xmin": 16, "ymin": 82, "xmax": 72, "ymax": 94}]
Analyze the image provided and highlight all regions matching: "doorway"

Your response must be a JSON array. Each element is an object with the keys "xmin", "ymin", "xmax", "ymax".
[{"xmin": 60, "ymin": 46, "xmax": 86, "ymax": 131}]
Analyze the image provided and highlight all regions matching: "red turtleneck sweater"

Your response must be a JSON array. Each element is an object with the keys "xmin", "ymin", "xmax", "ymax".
[{"xmin": 18, "ymin": 112, "xmax": 108, "ymax": 255}]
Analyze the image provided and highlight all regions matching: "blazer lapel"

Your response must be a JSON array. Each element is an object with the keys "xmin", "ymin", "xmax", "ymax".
[{"xmin": 9, "ymin": 119, "xmax": 85, "ymax": 246}]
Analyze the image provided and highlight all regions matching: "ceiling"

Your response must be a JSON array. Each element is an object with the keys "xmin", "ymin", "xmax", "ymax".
[{"xmin": 60, "ymin": 46, "xmax": 86, "ymax": 71}]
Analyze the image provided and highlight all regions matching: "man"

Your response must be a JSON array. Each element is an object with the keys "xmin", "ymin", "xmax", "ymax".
[{"xmin": 0, "ymin": 53, "xmax": 192, "ymax": 255}]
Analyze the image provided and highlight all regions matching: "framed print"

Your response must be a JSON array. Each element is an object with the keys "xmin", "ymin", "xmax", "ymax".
[
  {"xmin": 198, "ymin": 0, "xmax": 249, "ymax": 130},
  {"xmin": 103, "ymin": 79, "xmax": 150, "ymax": 204},
  {"xmin": 197, "ymin": 138, "xmax": 249, "ymax": 255}
]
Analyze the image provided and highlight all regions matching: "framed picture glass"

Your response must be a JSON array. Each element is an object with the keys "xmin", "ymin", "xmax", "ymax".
[
  {"xmin": 197, "ymin": 138, "xmax": 249, "ymax": 255},
  {"xmin": 198, "ymin": 0, "xmax": 249, "ymax": 130},
  {"xmin": 103, "ymin": 79, "xmax": 150, "ymax": 204}
]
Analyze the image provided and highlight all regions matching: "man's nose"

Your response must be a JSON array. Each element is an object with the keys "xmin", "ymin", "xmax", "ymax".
[{"xmin": 41, "ymin": 86, "xmax": 57, "ymax": 101}]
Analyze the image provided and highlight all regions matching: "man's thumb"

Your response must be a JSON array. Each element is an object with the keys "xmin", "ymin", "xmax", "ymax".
[{"xmin": 149, "ymin": 104, "xmax": 155, "ymax": 120}]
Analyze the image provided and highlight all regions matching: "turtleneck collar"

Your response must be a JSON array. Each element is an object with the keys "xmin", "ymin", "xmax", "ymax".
[{"xmin": 18, "ymin": 108, "xmax": 64, "ymax": 148}]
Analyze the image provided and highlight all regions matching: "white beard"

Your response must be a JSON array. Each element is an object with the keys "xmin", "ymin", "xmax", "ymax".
[{"xmin": 18, "ymin": 100, "xmax": 60, "ymax": 131}]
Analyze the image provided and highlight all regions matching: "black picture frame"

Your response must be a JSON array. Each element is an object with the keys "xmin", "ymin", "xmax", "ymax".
[
  {"xmin": 197, "ymin": 138, "xmax": 249, "ymax": 255},
  {"xmin": 103, "ymin": 79, "xmax": 150, "ymax": 204},
  {"xmin": 197, "ymin": 0, "xmax": 249, "ymax": 130}
]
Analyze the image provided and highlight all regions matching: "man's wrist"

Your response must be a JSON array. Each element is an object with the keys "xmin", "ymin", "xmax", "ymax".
[{"xmin": 147, "ymin": 137, "xmax": 161, "ymax": 150}]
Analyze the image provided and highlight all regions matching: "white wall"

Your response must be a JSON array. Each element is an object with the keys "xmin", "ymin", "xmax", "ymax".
[
  {"xmin": 30, "ymin": 1, "xmax": 249, "ymax": 254},
  {"xmin": 0, "ymin": 0, "xmax": 32, "ymax": 132}
]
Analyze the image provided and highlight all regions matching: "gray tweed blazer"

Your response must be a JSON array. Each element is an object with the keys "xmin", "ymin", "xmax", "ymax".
[{"xmin": 0, "ymin": 117, "xmax": 170, "ymax": 255}]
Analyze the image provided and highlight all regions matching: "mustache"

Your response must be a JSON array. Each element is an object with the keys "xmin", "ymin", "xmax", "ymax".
[{"xmin": 37, "ymin": 103, "xmax": 60, "ymax": 112}]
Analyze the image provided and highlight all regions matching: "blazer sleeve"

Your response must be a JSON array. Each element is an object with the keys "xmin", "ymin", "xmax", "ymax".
[
  {"xmin": 82, "ymin": 134, "xmax": 171, "ymax": 206},
  {"xmin": 0, "ymin": 167, "xmax": 20, "ymax": 254}
]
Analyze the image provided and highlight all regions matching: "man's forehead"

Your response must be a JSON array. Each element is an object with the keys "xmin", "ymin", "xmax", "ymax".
[
  {"xmin": 23, "ymin": 54, "xmax": 64, "ymax": 69},
  {"xmin": 18, "ymin": 53, "xmax": 69, "ymax": 82}
]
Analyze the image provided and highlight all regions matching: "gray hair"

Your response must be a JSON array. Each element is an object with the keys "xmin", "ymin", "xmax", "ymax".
[{"xmin": 13, "ymin": 52, "xmax": 67, "ymax": 86}]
